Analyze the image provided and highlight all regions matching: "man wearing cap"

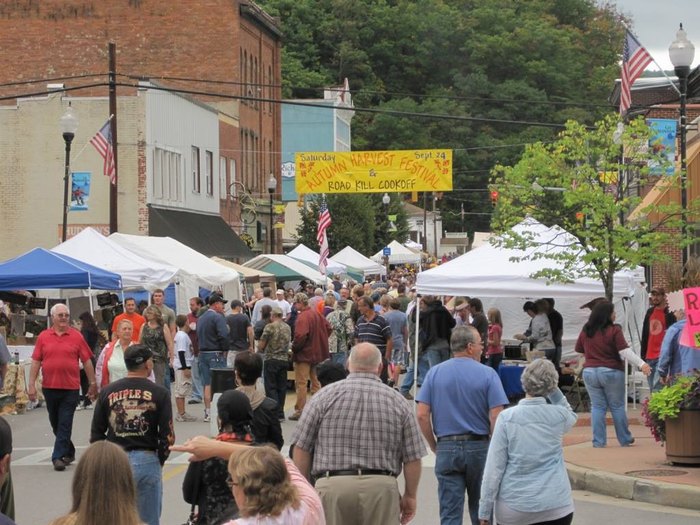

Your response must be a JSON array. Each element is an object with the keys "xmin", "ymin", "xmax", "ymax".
[
  {"xmin": 641, "ymin": 287, "xmax": 676, "ymax": 390},
  {"xmin": 0, "ymin": 417, "xmax": 16, "ymax": 525},
  {"xmin": 28, "ymin": 303, "xmax": 97, "ymax": 472},
  {"xmin": 258, "ymin": 306, "xmax": 291, "ymax": 420},
  {"xmin": 274, "ymin": 289, "xmax": 292, "ymax": 320},
  {"xmin": 91, "ymin": 344, "xmax": 174, "ymax": 525},
  {"xmin": 416, "ymin": 326, "xmax": 508, "ymax": 525},
  {"xmin": 197, "ymin": 294, "xmax": 230, "ymax": 423}
]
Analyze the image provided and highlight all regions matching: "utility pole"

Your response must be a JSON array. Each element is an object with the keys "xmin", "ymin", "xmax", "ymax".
[
  {"xmin": 109, "ymin": 42, "xmax": 118, "ymax": 234},
  {"xmin": 432, "ymin": 192, "xmax": 438, "ymax": 260}
]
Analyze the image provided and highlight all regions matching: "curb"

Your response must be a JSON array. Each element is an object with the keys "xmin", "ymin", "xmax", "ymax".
[{"xmin": 566, "ymin": 462, "xmax": 700, "ymax": 511}]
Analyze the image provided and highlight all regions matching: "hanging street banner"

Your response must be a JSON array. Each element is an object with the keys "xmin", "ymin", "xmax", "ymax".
[
  {"xmin": 70, "ymin": 172, "xmax": 91, "ymax": 211},
  {"xmin": 295, "ymin": 149, "xmax": 453, "ymax": 194}
]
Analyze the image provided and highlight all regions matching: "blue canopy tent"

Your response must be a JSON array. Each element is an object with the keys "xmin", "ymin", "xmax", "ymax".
[{"xmin": 0, "ymin": 248, "xmax": 123, "ymax": 290}]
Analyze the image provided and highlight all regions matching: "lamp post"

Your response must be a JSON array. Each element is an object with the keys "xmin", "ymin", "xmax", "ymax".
[
  {"xmin": 669, "ymin": 23, "xmax": 695, "ymax": 270},
  {"xmin": 382, "ymin": 193, "xmax": 391, "ymax": 276},
  {"xmin": 59, "ymin": 104, "xmax": 78, "ymax": 242},
  {"xmin": 267, "ymin": 173, "xmax": 277, "ymax": 253}
]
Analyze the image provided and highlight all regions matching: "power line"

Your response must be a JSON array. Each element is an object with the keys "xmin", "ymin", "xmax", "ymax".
[{"xmin": 0, "ymin": 73, "xmax": 107, "ymax": 88}]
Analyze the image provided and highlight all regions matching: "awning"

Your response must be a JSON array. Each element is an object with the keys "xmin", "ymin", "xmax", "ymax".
[{"xmin": 149, "ymin": 207, "xmax": 254, "ymax": 262}]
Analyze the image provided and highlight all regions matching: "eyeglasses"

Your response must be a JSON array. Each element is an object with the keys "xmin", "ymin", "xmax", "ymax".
[
  {"xmin": 55, "ymin": 313, "xmax": 70, "ymax": 318},
  {"xmin": 469, "ymin": 340, "xmax": 484, "ymax": 347}
]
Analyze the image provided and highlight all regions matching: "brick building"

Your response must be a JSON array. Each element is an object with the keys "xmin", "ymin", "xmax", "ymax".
[
  {"xmin": 0, "ymin": 0, "xmax": 281, "ymax": 255},
  {"xmin": 611, "ymin": 69, "xmax": 700, "ymax": 290}
]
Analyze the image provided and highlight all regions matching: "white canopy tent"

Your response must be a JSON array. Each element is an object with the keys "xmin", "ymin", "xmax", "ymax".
[
  {"xmin": 287, "ymin": 244, "xmax": 348, "ymax": 276},
  {"xmin": 416, "ymin": 218, "xmax": 647, "ymax": 358},
  {"xmin": 371, "ymin": 240, "xmax": 421, "ymax": 265},
  {"xmin": 331, "ymin": 246, "xmax": 386, "ymax": 277},
  {"xmin": 110, "ymin": 233, "xmax": 240, "ymax": 313},
  {"xmin": 52, "ymin": 227, "xmax": 179, "ymax": 291}
]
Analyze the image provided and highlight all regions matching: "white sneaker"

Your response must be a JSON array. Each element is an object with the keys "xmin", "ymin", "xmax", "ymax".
[
  {"xmin": 176, "ymin": 412, "xmax": 197, "ymax": 422},
  {"xmin": 203, "ymin": 411, "xmax": 211, "ymax": 423}
]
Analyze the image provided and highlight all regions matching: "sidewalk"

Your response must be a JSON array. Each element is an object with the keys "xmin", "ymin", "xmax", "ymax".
[{"xmin": 564, "ymin": 407, "xmax": 700, "ymax": 510}]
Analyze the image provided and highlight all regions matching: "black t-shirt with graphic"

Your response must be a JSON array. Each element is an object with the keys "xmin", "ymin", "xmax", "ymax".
[{"xmin": 90, "ymin": 376, "xmax": 174, "ymax": 465}]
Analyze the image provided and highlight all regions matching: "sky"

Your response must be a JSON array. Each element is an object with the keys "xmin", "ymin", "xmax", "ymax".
[{"xmin": 606, "ymin": 0, "xmax": 698, "ymax": 70}]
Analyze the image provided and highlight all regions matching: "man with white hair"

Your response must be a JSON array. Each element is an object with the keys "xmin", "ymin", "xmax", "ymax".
[
  {"xmin": 28, "ymin": 303, "xmax": 97, "ymax": 471},
  {"xmin": 292, "ymin": 342, "xmax": 426, "ymax": 525}
]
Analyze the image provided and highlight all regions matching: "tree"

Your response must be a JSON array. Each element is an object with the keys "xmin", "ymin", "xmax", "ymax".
[
  {"xmin": 294, "ymin": 193, "xmax": 409, "ymax": 256},
  {"xmin": 490, "ymin": 115, "xmax": 693, "ymax": 300}
]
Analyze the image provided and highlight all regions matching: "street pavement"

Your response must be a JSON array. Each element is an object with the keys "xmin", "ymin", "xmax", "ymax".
[{"xmin": 6, "ymin": 395, "xmax": 700, "ymax": 524}]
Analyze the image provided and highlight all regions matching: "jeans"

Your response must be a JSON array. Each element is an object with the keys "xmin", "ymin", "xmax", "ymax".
[
  {"xmin": 263, "ymin": 358, "xmax": 288, "ymax": 418},
  {"xmin": 486, "ymin": 353, "xmax": 503, "ymax": 371},
  {"xmin": 582, "ymin": 367, "xmax": 633, "ymax": 447},
  {"xmin": 198, "ymin": 351, "xmax": 228, "ymax": 386},
  {"xmin": 400, "ymin": 352, "xmax": 429, "ymax": 394},
  {"xmin": 330, "ymin": 351, "xmax": 347, "ymax": 367},
  {"xmin": 426, "ymin": 339, "xmax": 451, "ymax": 368},
  {"xmin": 42, "ymin": 388, "xmax": 79, "ymax": 461},
  {"xmin": 435, "ymin": 438, "xmax": 489, "ymax": 525},
  {"xmin": 128, "ymin": 450, "xmax": 162, "ymax": 525},
  {"xmin": 646, "ymin": 358, "xmax": 659, "ymax": 392},
  {"xmin": 190, "ymin": 356, "xmax": 203, "ymax": 401}
]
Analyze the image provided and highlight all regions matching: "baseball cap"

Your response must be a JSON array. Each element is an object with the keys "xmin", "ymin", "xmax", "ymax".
[
  {"xmin": 208, "ymin": 293, "xmax": 228, "ymax": 305},
  {"xmin": 271, "ymin": 306, "xmax": 283, "ymax": 316},
  {"xmin": 276, "ymin": 289, "xmax": 285, "ymax": 295},
  {"xmin": 123, "ymin": 345, "xmax": 153, "ymax": 367}
]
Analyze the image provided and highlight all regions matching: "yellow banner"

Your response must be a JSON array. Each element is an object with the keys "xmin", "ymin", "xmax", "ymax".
[{"xmin": 295, "ymin": 149, "xmax": 453, "ymax": 194}]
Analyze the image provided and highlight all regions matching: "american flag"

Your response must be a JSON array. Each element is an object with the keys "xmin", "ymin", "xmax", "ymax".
[
  {"xmin": 90, "ymin": 119, "xmax": 116, "ymax": 185},
  {"xmin": 620, "ymin": 30, "xmax": 652, "ymax": 115},
  {"xmin": 317, "ymin": 197, "xmax": 332, "ymax": 275}
]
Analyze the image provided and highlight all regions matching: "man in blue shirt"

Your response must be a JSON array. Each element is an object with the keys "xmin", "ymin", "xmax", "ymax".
[
  {"xmin": 657, "ymin": 317, "xmax": 700, "ymax": 385},
  {"xmin": 417, "ymin": 325, "xmax": 508, "ymax": 525}
]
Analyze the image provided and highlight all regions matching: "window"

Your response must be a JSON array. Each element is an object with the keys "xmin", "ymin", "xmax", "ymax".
[
  {"xmin": 192, "ymin": 146, "xmax": 200, "ymax": 193},
  {"xmin": 153, "ymin": 147, "xmax": 182, "ymax": 202},
  {"xmin": 230, "ymin": 158, "xmax": 237, "ymax": 195},
  {"xmin": 205, "ymin": 150, "xmax": 214, "ymax": 196},
  {"xmin": 219, "ymin": 156, "xmax": 227, "ymax": 198}
]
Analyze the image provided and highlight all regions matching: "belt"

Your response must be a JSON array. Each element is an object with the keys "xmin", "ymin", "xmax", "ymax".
[
  {"xmin": 437, "ymin": 433, "xmax": 489, "ymax": 442},
  {"xmin": 321, "ymin": 469, "xmax": 395, "ymax": 478}
]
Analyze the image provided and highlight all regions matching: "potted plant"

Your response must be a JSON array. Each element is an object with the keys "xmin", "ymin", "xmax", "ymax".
[{"xmin": 642, "ymin": 371, "xmax": 700, "ymax": 464}]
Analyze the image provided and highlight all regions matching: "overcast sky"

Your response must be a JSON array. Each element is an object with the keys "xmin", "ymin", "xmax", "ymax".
[{"xmin": 607, "ymin": 0, "xmax": 698, "ymax": 70}]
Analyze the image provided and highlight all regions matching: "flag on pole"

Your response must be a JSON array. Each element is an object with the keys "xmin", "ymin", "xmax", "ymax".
[
  {"xmin": 89, "ymin": 119, "xmax": 116, "ymax": 185},
  {"xmin": 317, "ymin": 196, "xmax": 332, "ymax": 275},
  {"xmin": 620, "ymin": 30, "xmax": 653, "ymax": 115}
]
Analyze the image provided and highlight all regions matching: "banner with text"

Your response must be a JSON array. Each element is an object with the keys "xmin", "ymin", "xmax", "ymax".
[{"xmin": 295, "ymin": 149, "xmax": 453, "ymax": 194}]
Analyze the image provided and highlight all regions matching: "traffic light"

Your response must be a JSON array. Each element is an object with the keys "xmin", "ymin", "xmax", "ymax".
[{"xmin": 490, "ymin": 190, "xmax": 499, "ymax": 207}]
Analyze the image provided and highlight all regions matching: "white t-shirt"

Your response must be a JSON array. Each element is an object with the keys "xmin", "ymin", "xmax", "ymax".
[
  {"xmin": 173, "ymin": 330, "xmax": 193, "ymax": 369},
  {"xmin": 275, "ymin": 299, "xmax": 291, "ymax": 318}
]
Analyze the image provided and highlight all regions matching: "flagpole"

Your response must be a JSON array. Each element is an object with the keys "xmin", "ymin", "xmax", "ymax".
[{"xmin": 109, "ymin": 42, "xmax": 119, "ymax": 234}]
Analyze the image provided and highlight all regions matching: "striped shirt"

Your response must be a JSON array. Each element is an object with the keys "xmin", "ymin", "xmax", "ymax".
[
  {"xmin": 292, "ymin": 372, "xmax": 427, "ymax": 476},
  {"xmin": 354, "ymin": 314, "xmax": 392, "ymax": 352}
]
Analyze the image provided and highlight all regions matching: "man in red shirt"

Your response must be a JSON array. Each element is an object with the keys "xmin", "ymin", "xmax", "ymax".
[
  {"xmin": 641, "ymin": 287, "xmax": 677, "ymax": 391},
  {"xmin": 28, "ymin": 303, "xmax": 97, "ymax": 471},
  {"xmin": 290, "ymin": 292, "xmax": 331, "ymax": 421},
  {"xmin": 111, "ymin": 297, "xmax": 145, "ymax": 343}
]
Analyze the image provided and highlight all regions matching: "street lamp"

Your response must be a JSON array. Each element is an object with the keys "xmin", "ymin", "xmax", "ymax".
[
  {"xmin": 382, "ymin": 193, "xmax": 391, "ymax": 275},
  {"xmin": 59, "ymin": 104, "xmax": 78, "ymax": 242},
  {"xmin": 267, "ymin": 173, "xmax": 277, "ymax": 253},
  {"xmin": 669, "ymin": 23, "xmax": 695, "ymax": 270}
]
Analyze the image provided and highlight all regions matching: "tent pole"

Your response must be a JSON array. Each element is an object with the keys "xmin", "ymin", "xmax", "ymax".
[{"xmin": 413, "ymin": 295, "xmax": 421, "ymax": 403}]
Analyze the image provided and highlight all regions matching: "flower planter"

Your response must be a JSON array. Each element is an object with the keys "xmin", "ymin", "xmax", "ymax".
[{"xmin": 665, "ymin": 408, "xmax": 700, "ymax": 465}]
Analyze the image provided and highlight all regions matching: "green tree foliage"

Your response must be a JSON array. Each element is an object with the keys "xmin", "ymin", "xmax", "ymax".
[
  {"xmin": 295, "ymin": 193, "xmax": 408, "ymax": 257},
  {"xmin": 258, "ymin": 0, "xmax": 628, "ymax": 236},
  {"xmin": 490, "ymin": 116, "xmax": 693, "ymax": 299}
]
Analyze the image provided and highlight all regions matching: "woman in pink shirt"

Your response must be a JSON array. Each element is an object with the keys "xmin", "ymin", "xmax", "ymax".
[{"xmin": 486, "ymin": 308, "xmax": 504, "ymax": 371}]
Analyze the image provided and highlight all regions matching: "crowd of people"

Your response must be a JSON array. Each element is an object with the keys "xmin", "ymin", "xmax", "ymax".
[{"xmin": 2, "ymin": 276, "xmax": 696, "ymax": 524}]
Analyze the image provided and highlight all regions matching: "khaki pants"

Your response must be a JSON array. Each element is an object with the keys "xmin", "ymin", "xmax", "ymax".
[
  {"xmin": 293, "ymin": 362, "xmax": 320, "ymax": 413},
  {"xmin": 315, "ymin": 474, "xmax": 400, "ymax": 525}
]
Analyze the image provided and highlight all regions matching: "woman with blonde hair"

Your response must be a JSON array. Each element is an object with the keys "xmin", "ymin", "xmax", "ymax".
[
  {"xmin": 486, "ymin": 308, "xmax": 504, "ymax": 371},
  {"xmin": 173, "ymin": 439, "xmax": 324, "ymax": 525},
  {"xmin": 49, "ymin": 441, "xmax": 142, "ymax": 525},
  {"xmin": 139, "ymin": 305, "xmax": 174, "ymax": 389}
]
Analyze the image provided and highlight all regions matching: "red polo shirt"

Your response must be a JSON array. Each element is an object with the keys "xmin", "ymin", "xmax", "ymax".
[{"xmin": 32, "ymin": 327, "xmax": 93, "ymax": 389}]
